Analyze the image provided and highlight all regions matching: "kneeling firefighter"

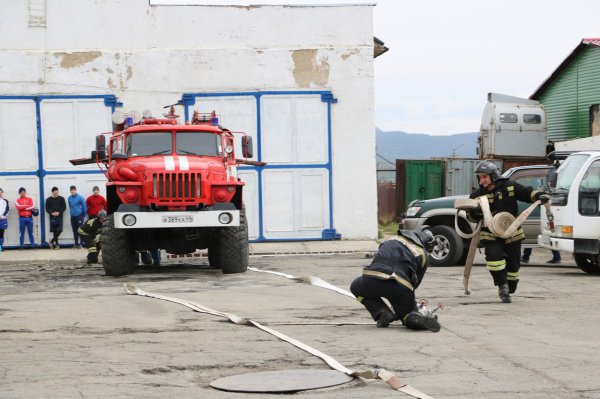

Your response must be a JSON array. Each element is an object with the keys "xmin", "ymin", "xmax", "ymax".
[
  {"xmin": 78, "ymin": 210, "xmax": 107, "ymax": 264},
  {"xmin": 350, "ymin": 226, "xmax": 441, "ymax": 332}
]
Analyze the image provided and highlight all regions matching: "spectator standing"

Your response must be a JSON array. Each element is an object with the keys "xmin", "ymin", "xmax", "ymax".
[
  {"xmin": 521, "ymin": 248, "xmax": 562, "ymax": 264},
  {"xmin": 68, "ymin": 185, "xmax": 87, "ymax": 249},
  {"xmin": 15, "ymin": 187, "xmax": 35, "ymax": 249},
  {"xmin": 0, "ymin": 187, "xmax": 9, "ymax": 251},
  {"xmin": 86, "ymin": 186, "xmax": 107, "ymax": 219},
  {"xmin": 45, "ymin": 187, "xmax": 66, "ymax": 249}
]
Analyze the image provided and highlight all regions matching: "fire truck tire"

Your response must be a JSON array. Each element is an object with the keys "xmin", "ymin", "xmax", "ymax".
[
  {"xmin": 101, "ymin": 215, "xmax": 136, "ymax": 277},
  {"xmin": 208, "ymin": 209, "xmax": 249, "ymax": 274}
]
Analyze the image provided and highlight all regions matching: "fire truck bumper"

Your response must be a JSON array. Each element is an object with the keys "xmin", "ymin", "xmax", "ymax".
[{"xmin": 114, "ymin": 210, "xmax": 240, "ymax": 229}]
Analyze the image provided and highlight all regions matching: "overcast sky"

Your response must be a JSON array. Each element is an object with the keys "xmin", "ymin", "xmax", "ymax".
[{"xmin": 373, "ymin": 0, "xmax": 600, "ymax": 135}]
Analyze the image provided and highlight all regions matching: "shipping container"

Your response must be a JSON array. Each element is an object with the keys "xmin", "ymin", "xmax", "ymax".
[
  {"xmin": 443, "ymin": 158, "xmax": 503, "ymax": 196},
  {"xmin": 396, "ymin": 159, "xmax": 443, "ymax": 218}
]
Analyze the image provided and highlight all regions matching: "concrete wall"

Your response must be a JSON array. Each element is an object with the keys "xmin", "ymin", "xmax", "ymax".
[{"xmin": 0, "ymin": 1, "xmax": 377, "ymax": 239}]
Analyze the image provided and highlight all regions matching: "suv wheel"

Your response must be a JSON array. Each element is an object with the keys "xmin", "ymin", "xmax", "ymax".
[{"xmin": 429, "ymin": 225, "xmax": 464, "ymax": 266}]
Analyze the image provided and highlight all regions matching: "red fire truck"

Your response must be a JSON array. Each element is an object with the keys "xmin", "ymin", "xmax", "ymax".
[{"xmin": 71, "ymin": 106, "xmax": 261, "ymax": 276}]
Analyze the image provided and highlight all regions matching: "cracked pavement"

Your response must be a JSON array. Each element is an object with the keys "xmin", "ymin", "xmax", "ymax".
[{"xmin": 2, "ymin": 253, "xmax": 600, "ymax": 398}]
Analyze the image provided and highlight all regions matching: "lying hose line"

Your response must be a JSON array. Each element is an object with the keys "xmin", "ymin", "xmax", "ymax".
[
  {"xmin": 248, "ymin": 267, "xmax": 355, "ymax": 299},
  {"xmin": 124, "ymin": 284, "xmax": 435, "ymax": 399}
]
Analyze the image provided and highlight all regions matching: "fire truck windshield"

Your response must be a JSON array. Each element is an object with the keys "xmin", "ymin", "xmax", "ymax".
[
  {"xmin": 127, "ymin": 132, "xmax": 172, "ymax": 157},
  {"xmin": 176, "ymin": 132, "xmax": 220, "ymax": 156}
]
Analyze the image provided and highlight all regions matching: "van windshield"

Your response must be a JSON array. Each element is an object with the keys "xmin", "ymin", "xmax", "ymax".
[{"xmin": 555, "ymin": 154, "xmax": 590, "ymax": 190}]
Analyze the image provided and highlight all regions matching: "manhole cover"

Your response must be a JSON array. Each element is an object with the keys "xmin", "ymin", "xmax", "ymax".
[{"xmin": 210, "ymin": 369, "xmax": 353, "ymax": 393}]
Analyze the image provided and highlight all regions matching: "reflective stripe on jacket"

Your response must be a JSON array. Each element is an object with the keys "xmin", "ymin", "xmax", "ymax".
[{"xmin": 361, "ymin": 236, "xmax": 428, "ymax": 291}]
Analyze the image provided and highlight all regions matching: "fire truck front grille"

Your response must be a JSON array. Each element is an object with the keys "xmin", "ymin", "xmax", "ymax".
[{"xmin": 153, "ymin": 173, "xmax": 201, "ymax": 202}]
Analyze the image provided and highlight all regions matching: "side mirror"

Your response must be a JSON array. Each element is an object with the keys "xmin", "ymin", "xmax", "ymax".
[
  {"xmin": 547, "ymin": 170, "xmax": 558, "ymax": 190},
  {"xmin": 91, "ymin": 135, "xmax": 107, "ymax": 161},
  {"xmin": 241, "ymin": 136, "xmax": 253, "ymax": 159}
]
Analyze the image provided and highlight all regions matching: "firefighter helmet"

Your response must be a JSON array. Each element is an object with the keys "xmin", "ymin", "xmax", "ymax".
[
  {"xmin": 399, "ymin": 226, "xmax": 435, "ymax": 253},
  {"xmin": 97, "ymin": 210, "xmax": 107, "ymax": 219},
  {"xmin": 415, "ymin": 226, "xmax": 435, "ymax": 253},
  {"xmin": 474, "ymin": 160, "xmax": 501, "ymax": 181}
]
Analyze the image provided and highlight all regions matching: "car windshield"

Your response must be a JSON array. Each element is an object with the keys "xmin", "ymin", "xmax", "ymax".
[
  {"xmin": 127, "ymin": 132, "xmax": 172, "ymax": 156},
  {"xmin": 176, "ymin": 132, "xmax": 220, "ymax": 156},
  {"xmin": 556, "ymin": 154, "xmax": 590, "ymax": 190}
]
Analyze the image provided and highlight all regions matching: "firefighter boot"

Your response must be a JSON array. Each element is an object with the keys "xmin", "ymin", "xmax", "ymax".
[
  {"xmin": 508, "ymin": 280, "xmax": 518, "ymax": 294},
  {"xmin": 87, "ymin": 252, "xmax": 99, "ymax": 265},
  {"xmin": 403, "ymin": 311, "xmax": 441, "ymax": 332},
  {"xmin": 140, "ymin": 251, "xmax": 154, "ymax": 266},
  {"xmin": 376, "ymin": 309, "xmax": 396, "ymax": 328},
  {"xmin": 360, "ymin": 298, "xmax": 396, "ymax": 328},
  {"xmin": 498, "ymin": 282, "xmax": 511, "ymax": 303}
]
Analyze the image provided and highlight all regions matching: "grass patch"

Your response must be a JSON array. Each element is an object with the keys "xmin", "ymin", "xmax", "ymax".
[{"xmin": 378, "ymin": 222, "xmax": 399, "ymax": 240}]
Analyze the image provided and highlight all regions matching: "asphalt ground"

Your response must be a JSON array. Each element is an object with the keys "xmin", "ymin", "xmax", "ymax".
[{"xmin": 1, "ymin": 245, "xmax": 599, "ymax": 399}]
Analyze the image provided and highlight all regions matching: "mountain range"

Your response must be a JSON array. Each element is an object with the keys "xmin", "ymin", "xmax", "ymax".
[{"xmin": 376, "ymin": 128, "xmax": 478, "ymax": 169}]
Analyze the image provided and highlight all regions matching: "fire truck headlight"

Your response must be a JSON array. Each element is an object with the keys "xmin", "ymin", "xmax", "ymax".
[
  {"xmin": 218, "ymin": 212, "xmax": 232, "ymax": 225},
  {"xmin": 213, "ymin": 187, "xmax": 229, "ymax": 202},
  {"xmin": 123, "ymin": 214, "xmax": 137, "ymax": 226}
]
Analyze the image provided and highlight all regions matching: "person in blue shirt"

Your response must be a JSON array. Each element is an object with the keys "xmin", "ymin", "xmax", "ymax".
[{"xmin": 68, "ymin": 185, "xmax": 87, "ymax": 249}]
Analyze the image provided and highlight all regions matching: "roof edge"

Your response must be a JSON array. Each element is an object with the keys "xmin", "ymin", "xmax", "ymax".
[{"xmin": 530, "ymin": 39, "xmax": 600, "ymax": 100}]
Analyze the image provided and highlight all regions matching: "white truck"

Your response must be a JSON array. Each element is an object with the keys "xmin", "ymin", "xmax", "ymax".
[
  {"xmin": 478, "ymin": 92, "xmax": 547, "ymax": 159},
  {"xmin": 538, "ymin": 150, "xmax": 600, "ymax": 274}
]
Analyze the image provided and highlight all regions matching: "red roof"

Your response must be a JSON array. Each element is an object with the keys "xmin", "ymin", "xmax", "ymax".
[{"xmin": 530, "ymin": 38, "xmax": 600, "ymax": 100}]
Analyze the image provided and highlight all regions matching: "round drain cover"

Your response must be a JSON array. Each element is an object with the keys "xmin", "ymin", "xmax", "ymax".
[{"xmin": 210, "ymin": 369, "xmax": 353, "ymax": 393}]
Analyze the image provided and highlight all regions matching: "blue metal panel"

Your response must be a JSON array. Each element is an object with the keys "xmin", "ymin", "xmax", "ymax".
[
  {"xmin": 0, "ymin": 94, "xmax": 116, "ymax": 248},
  {"xmin": 181, "ymin": 91, "xmax": 337, "ymax": 242}
]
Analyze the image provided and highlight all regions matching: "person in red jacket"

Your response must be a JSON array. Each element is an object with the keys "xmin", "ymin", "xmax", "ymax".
[
  {"xmin": 15, "ymin": 187, "xmax": 35, "ymax": 249},
  {"xmin": 86, "ymin": 186, "xmax": 107, "ymax": 219}
]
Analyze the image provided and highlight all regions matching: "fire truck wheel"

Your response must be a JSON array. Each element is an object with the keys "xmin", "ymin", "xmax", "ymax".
[
  {"xmin": 208, "ymin": 209, "xmax": 249, "ymax": 274},
  {"xmin": 101, "ymin": 215, "xmax": 136, "ymax": 276}
]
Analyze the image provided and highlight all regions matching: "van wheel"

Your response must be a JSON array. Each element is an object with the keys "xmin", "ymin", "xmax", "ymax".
[
  {"xmin": 429, "ymin": 225, "xmax": 464, "ymax": 266},
  {"xmin": 574, "ymin": 253, "xmax": 600, "ymax": 274}
]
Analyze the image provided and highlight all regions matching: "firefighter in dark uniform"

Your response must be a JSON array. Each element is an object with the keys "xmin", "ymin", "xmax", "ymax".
[
  {"xmin": 469, "ymin": 160, "xmax": 549, "ymax": 303},
  {"xmin": 350, "ymin": 226, "xmax": 441, "ymax": 332},
  {"xmin": 78, "ymin": 210, "xmax": 106, "ymax": 264}
]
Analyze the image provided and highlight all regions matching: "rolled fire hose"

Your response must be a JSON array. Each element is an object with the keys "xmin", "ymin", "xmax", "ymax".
[
  {"xmin": 125, "ymin": 284, "xmax": 435, "ymax": 399},
  {"xmin": 454, "ymin": 196, "xmax": 545, "ymax": 295}
]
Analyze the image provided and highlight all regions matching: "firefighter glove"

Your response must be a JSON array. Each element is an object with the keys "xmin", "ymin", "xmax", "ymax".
[
  {"xmin": 466, "ymin": 208, "xmax": 483, "ymax": 222},
  {"xmin": 536, "ymin": 192, "xmax": 551, "ymax": 203}
]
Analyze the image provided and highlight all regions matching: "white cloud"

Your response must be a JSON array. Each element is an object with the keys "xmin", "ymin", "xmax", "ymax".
[{"xmin": 374, "ymin": 0, "xmax": 600, "ymax": 135}]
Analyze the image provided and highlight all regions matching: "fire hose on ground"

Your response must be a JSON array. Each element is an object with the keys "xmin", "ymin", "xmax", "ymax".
[{"xmin": 125, "ymin": 283, "xmax": 435, "ymax": 399}]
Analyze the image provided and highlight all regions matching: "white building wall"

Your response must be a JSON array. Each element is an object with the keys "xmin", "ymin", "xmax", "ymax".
[{"xmin": 0, "ymin": 1, "xmax": 377, "ymax": 240}]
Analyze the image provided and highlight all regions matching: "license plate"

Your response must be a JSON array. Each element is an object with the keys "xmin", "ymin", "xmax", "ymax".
[{"xmin": 161, "ymin": 215, "xmax": 194, "ymax": 224}]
